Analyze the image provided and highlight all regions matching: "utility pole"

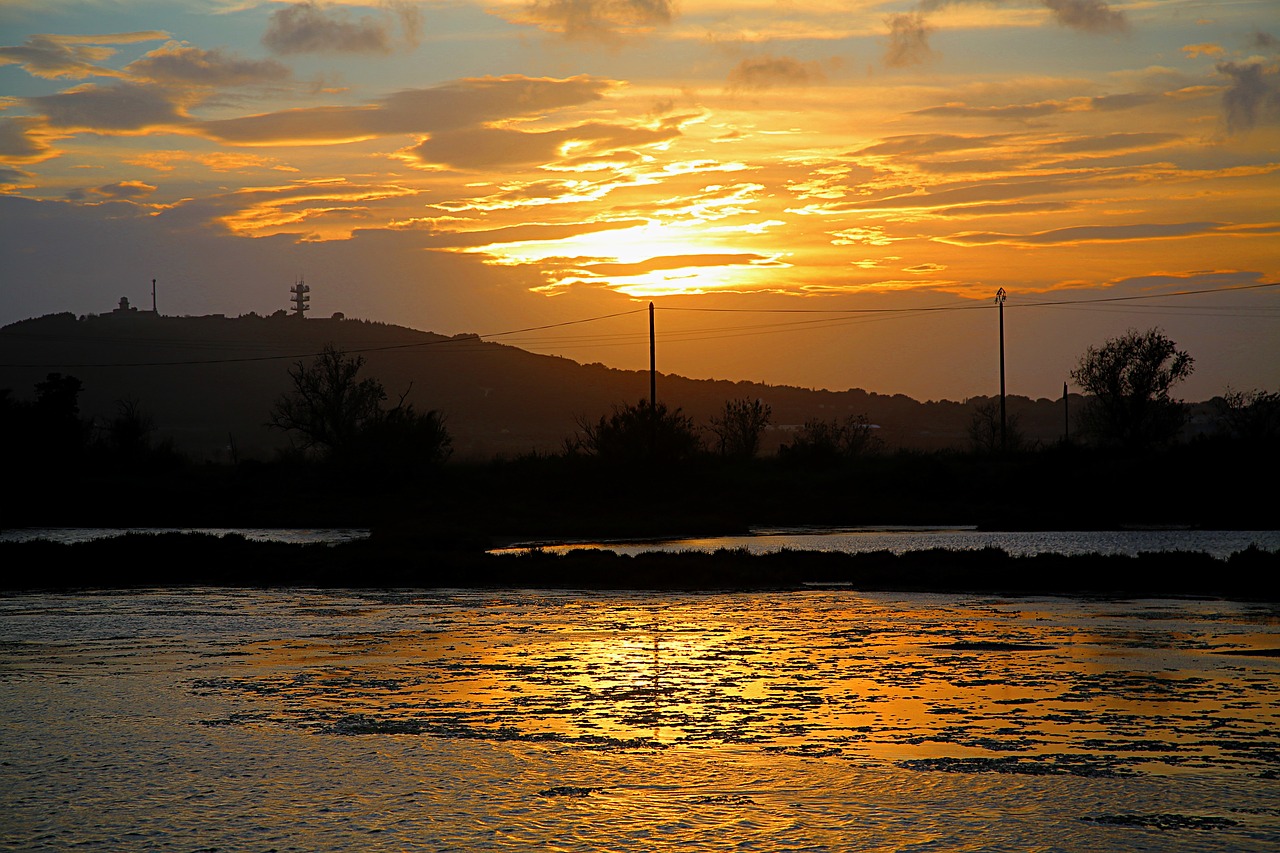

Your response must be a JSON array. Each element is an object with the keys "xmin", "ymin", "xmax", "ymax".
[
  {"xmin": 996, "ymin": 287, "xmax": 1007, "ymax": 452},
  {"xmin": 151, "ymin": 278, "xmax": 157, "ymax": 314},
  {"xmin": 649, "ymin": 301, "xmax": 656, "ymax": 411},
  {"xmin": 648, "ymin": 301, "xmax": 657, "ymax": 457},
  {"xmin": 1063, "ymin": 381, "xmax": 1069, "ymax": 443}
]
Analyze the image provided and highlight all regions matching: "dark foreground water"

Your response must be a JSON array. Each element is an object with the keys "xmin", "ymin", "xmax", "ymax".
[{"xmin": 2, "ymin": 589, "xmax": 1278, "ymax": 851}]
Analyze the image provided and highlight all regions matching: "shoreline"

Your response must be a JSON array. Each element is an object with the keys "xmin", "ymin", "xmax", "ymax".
[{"xmin": 3, "ymin": 532, "xmax": 1277, "ymax": 600}]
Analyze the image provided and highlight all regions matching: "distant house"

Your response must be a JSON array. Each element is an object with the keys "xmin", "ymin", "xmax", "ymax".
[{"xmin": 108, "ymin": 296, "xmax": 156, "ymax": 317}]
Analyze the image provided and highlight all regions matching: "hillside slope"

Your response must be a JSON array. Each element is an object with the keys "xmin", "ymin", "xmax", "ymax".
[{"xmin": 1, "ymin": 311, "xmax": 1080, "ymax": 459}]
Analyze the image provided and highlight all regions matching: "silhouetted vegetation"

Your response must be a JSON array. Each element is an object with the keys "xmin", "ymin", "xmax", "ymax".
[
  {"xmin": 268, "ymin": 344, "xmax": 451, "ymax": 475},
  {"xmin": 1070, "ymin": 328, "xmax": 1194, "ymax": 450},
  {"xmin": 708, "ymin": 398, "xmax": 772, "ymax": 459},
  {"xmin": 2, "ymin": 533, "xmax": 1276, "ymax": 600},
  {"xmin": 569, "ymin": 400, "xmax": 701, "ymax": 465},
  {"xmin": 1, "ymin": 313, "xmax": 1276, "ymax": 562},
  {"xmin": 967, "ymin": 397, "xmax": 1027, "ymax": 453},
  {"xmin": 1216, "ymin": 387, "xmax": 1280, "ymax": 444},
  {"xmin": 1, "ymin": 372, "xmax": 89, "ymax": 471},
  {"xmin": 779, "ymin": 413, "xmax": 882, "ymax": 464}
]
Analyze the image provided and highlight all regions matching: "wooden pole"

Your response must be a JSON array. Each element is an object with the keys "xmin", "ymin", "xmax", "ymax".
[
  {"xmin": 1063, "ymin": 381, "xmax": 1069, "ymax": 443},
  {"xmin": 649, "ymin": 301, "xmax": 656, "ymax": 411},
  {"xmin": 996, "ymin": 288, "xmax": 1007, "ymax": 452}
]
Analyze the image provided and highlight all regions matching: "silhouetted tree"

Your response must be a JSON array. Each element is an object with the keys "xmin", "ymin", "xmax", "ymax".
[
  {"xmin": 269, "ymin": 344, "xmax": 451, "ymax": 469},
  {"xmin": 571, "ymin": 400, "xmax": 701, "ymax": 465},
  {"xmin": 103, "ymin": 399, "xmax": 155, "ymax": 459},
  {"xmin": 269, "ymin": 345, "xmax": 387, "ymax": 456},
  {"xmin": 0, "ymin": 374, "xmax": 91, "ymax": 471},
  {"xmin": 1070, "ymin": 328, "xmax": 1194, "ymax": 450},
  {"xmin": 1216, "ymin": 387, "xmax": 1280, "ymax": 443},
  {"xmin": 709, "ymin": 398, "xmax": 772, "ymax": 459},
  {"xmin": 967, "ymin": 398, "xmax": 1025, "ymax": 453},
  {"xmin": 37, "ymin": 372, "xmax": 88, "ymax": 451},
  {"xmin": 780, "ymin": 413, "xmax": 881, "ymax": 463}
]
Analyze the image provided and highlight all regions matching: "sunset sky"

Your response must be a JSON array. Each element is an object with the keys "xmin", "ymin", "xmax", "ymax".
[{"xmin": 1, "ymin": 0, "xmax": 1277, "ymax": 401}]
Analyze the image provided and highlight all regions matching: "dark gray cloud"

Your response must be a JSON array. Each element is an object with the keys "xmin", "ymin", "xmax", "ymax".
[
  {"xmin": 1217, "ymin": 61, "xmax": 1280, "ymax": 134},
  {"xmin": 522, "ymin": 0, "xmax": 674, "ymax": 39},
  {"xmin": 911, "ymin": 92, "xmax": 1159, "ymax": 121},
  {"xmin": 197, "ymin": 76, "xmax": 613, "ymax": 144},
  {"xmin": 1252, "ymin": 31, "xmax": 1277, "ymax": 50},
  {"xmin": 888, "ymin": 0, "xmax": 1127, "ymax": 67},
  {"xmin": 27, "ymin": 82, "xmax": 185, "ymax": 131},
  {"xmin": 942, "ymin": 221, "xmax": 1227, "ymax": 246},
  {"xmin": 727, "ymin": 56, "xmax": 824, "ymax": 91},
  {"xmin": 0, "ymin": 166, "xmax": 28, "ymax": 186},
  {"xmin": 1043, "ymin": 0, "xmax": 1128, "ymax": 34},
  {"xmin": 885, "ymin": 12, "xmax": 933, "ymax": 67},
  {"xmin": 403, "ymin": 120, "xmax": 680, "ymax": 169},
  {"xmin": 263, "ymin": 2, "xmax": 394, "ymax": 54},
  {"xmin": 912, "ymin": 101, "xmax": 1065, "ymax": 120},
  {"xmin": 0, "ymin": 117, "xmax": 53, "ymax": 164},
  {"xmin": 126, "ymin": 44, "xmax": 290, "ymax": 87}
]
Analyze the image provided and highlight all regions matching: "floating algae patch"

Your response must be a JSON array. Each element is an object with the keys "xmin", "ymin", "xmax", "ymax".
[
  {"xmin": 537, "ymin": 786, "xmax": 603, "ymax": 798},
  {"xmin": 1081, "ymin": 813, "xmax": 1241, "ymax": 831},
  {"xmin": 929, "ymin": 641, "xmax": 1056, "ymax": 652},
  {"xmin": 900, "ymin": 755, "xmax": 1138, "ymax": 777}
]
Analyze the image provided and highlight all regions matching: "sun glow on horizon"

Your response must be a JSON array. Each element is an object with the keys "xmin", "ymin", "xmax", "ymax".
[{"xmin": 0, "ymin": 0, "xmax": 1276, "ymax": 398}]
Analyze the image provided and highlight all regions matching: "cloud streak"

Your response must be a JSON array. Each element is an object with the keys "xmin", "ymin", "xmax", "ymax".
[
  {"xmin": 196, "ymin": 76, "xmax": 616, "ymax": 146},
  {"xmin": 0, "ymin": 31, "xmax": 167, "ymax": 80},
  {"xmin": 126, "ymin": 43, "xmax": 290, "ymax": 88},
  {"xmin": 937, "ymin": 221, "xmax": 1275, "ymax": 246}
]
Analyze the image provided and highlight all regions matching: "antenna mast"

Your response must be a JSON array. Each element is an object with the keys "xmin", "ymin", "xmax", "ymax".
[{"xmin": 290, "ymin": 276, "xmax": 310, "ymax": 318}]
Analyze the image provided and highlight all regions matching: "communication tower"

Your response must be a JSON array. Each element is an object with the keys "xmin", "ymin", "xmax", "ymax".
[{"xmin": 290, "ymin": 276, "xmax": 310, "ymax": 318}]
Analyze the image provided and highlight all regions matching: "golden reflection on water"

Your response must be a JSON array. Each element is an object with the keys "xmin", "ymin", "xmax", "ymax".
[{"xmin": 177, "ymin": 592, "xmax": 1280, "ymax": 777}]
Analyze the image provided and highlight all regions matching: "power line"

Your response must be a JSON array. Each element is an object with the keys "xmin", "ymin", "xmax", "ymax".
[
  {"xmin": 2, "ymin": 280, "xmax": 1275, "ymax": 369},
  {"xmin": 655, "ymin": 280, "xmax": 1280, "ymax": 315}
]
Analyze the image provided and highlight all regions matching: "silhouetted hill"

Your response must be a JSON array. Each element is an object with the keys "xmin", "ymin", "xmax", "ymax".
[{"xmin": 1, "ymin": 310, "xmax": 1084, "ymax": 459}]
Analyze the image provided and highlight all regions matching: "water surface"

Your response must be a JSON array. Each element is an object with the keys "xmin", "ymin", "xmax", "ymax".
[{"xmin": 2, "ymin": 589, "xmax": 1278, "ymax": 850}]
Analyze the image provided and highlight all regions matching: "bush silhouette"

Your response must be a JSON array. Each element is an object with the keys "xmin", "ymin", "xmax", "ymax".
[
  {"xmin": 571, "ymin": 400, "xmax": 701, "ymax": 465},
  {"xmin": 268, "ymin": 344, "xmax": 451, "ymax": 473}
]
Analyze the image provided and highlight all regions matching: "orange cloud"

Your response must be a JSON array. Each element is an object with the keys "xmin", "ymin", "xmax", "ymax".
[
  {"xmin": 0, "ymin": 31, "xmax": 167, "ymax": 80},
  {"xmin": 1182, "ymin": 42, "xmax": 1224, "ymax": 58}
]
